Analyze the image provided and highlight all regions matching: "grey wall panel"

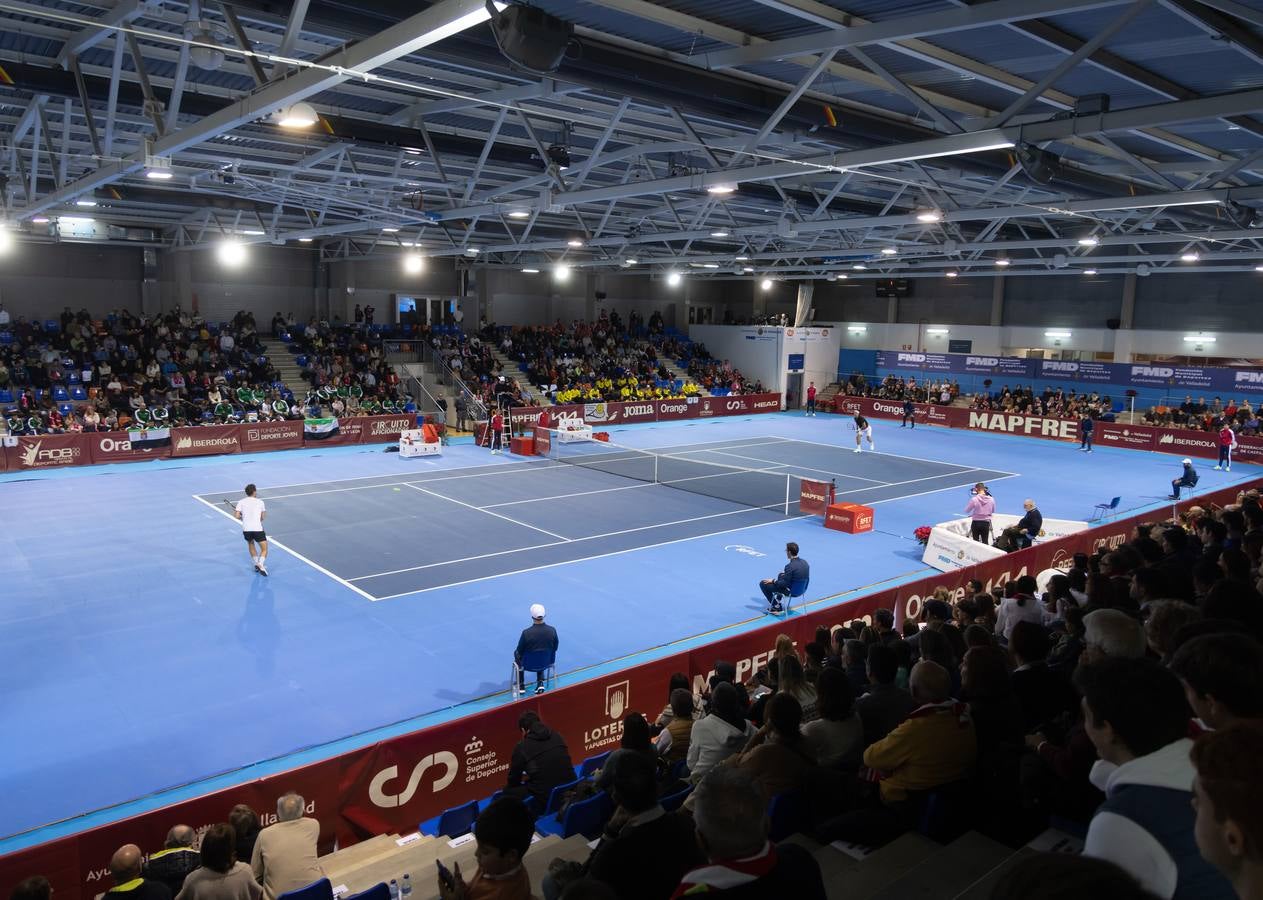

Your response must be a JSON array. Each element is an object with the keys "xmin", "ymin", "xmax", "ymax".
[
  {"xmin": 896, "ymin": 279, "xmax": 992, "ymax": 325},
  {"xmin": 1003, "ymin": 275, "xmax": 1121, "ymax": 328},
  {"xmin": 1133, "ymin": 272, "xmax": 1263, "ymax": 331},
  {"xmin": 0, "ymin": 243, "xmax": 141, "ymax": 320}
]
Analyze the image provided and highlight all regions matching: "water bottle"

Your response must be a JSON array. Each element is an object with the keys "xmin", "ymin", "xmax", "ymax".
[
  {"xmin": 389, "ymin": 880, "xmax": 398, "ymax": 900},
  {"xmin": 401, "ymin": 875, "xmax": 411, "ymax": 900}
]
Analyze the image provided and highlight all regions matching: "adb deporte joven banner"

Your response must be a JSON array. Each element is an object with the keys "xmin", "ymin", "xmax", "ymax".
[{"xmin": 873, "ymin": 351, "xmax": 1262, "ymax": 394}]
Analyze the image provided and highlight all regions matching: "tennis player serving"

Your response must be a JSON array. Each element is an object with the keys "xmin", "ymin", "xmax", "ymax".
[
  {"xmin": 853, "ymin": 413, "xmax": 875, "ymax": 453},
  {"xmin": 229, "ymin": 483, "xmax": 268, "ymax": 576}
]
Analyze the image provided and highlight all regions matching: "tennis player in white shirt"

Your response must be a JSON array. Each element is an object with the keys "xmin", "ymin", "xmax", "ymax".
[{"xmin": 232, "ymin": 483, "xmax": 269, "ymax": 576}]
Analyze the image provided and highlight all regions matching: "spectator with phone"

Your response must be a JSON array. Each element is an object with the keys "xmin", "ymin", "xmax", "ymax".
[{"xmin": 435, "ymin": 797, "xmax": 534, "ymax": 900}]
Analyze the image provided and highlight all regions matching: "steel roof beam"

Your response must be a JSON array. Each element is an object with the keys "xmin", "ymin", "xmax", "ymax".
[
  {"xmin": 704, "ymin": 0, "xmax": 1130, "ymax": 70},
  {"xmin": 55, "ymin": 0, "xmax": 148, "ymax": 68},
  {"xmin": 20, "ymin": 0, "xmax": 493, "ymax": 217}
]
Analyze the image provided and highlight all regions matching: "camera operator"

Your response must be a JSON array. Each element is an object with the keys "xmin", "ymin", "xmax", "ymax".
[{"xmin": 964, "ymin": 482, "xmax": 996, "ymax": 544}]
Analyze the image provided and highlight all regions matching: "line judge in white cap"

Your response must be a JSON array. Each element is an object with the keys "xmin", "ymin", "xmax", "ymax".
[
  {"xmin": 514, "ymin": 603, "xmax": 560, "ymax": 695},
  {"xmin": 1169, "ymin": 457, "xmax": 1200, "ymax": 501}
]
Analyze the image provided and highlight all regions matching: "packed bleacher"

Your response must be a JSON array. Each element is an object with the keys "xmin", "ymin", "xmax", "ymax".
[
  {"xmin": 1142, "ymin": 395, "xmax": 1260, "ymax": 435},
  {"xmin": 281, "ymin": 317, "xmax": 416, "ymax": 416},
  {"xmin": 17, "ymin": 489, "xmax": 1263, "ymax": 900},
  {"xmin": 483, "ymin": 313, "xmax": 764, "ymax": 405},
  {"xmin": 966, "ymin": 385, "xmax": 1113, "ymax": 420},
  {"xmin": 841, "ymin": 373, "xmax": 961, "ymax": 405}
]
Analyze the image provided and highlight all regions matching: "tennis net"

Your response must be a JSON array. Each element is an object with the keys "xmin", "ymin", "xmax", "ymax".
[{"xmin": 540, "ymin": 428, "xmax": 801, "ymax": 515}]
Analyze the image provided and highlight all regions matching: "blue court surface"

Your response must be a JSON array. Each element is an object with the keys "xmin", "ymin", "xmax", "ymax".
[{"xmin": 2, "ymin": 413, "xmax": 1257, "ymax": 842}]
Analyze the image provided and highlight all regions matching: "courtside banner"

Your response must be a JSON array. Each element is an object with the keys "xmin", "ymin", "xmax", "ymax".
[
  {"xmin": 1233, "ymin": 434, "xmax": 1263, "ymax": 464},
  {"xmin": 303, "ymin": 417, "xmax": 365, "ymax": 446},
  {"xmin": 86, "ymin": 431, "xmax": 174, "ymax": 465},
  {"xmin": 170, "ymin": 424, "xmax": 241, "ymax": 457},
  {"xmin": 798, "ymin": 479, "xmax": 832, "ymax": 515},
  {"xmin": 358, "ymin": 414, "xmax": 418, "ymax": 444},
  {"xmin": 1153, "ymin": 426, "xmax": 1220, "ymax": 459},
  {"xmin": 10, "ymin": 433, "xmax": 87, "ymax": 469},
  {"xmin": 0, "ymin": 442, "xmax": 8, "ymax": 473},
  {"xmin": 654, "ymin": 398, "xmax": 697, "ymax": 422},
  {"xmin": 240, "ymin": 421, "xmax": 303, "ymax": 453},
  {"xmin": 1095, "ymin": 422, "xmax": 1157, "ymax": 452}
]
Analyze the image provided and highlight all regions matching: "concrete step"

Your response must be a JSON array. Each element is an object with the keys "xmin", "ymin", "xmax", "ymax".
[
  {"xmin": 837, "ymin": 832, "xmax": 941, "ymax": 899},
  {"xmin": 865, "ymin": 831, "xmax": 1013, "ymax": 900}
]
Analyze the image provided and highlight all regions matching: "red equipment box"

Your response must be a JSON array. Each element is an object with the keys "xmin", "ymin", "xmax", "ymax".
[
  {"xmin": 825, "ymin": 502, "xmax": 874, "ymax": 533},
  {"xmin": 510, "ymin": 436, "xmax": 535, "ymax": 456}
]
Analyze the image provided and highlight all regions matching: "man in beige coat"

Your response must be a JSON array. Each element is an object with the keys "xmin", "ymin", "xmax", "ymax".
[{"xmin": 251, "ymin": 793, "xmax": 322, "ymax": 900}]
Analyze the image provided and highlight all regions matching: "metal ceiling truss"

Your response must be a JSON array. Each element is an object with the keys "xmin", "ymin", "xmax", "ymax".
[{"xmin": 0, "ymin": 0, "xmax": 1259, "ymax": 281}]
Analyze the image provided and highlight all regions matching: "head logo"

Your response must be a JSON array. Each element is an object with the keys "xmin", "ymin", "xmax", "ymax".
[
  {"xmin": 367, "ymin": 751, "xmax": 459, "ymax": 807},
  {"xmin": 724, "ymin": 544, "xmax": 766, "ymax": 558},
  {"xmin": 605, "ymin": 680, "xmax": 629, "ymax": 720}
]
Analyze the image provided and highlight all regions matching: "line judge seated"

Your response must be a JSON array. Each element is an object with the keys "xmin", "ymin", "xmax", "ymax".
[{"xmin": 515, "ymin": 603, "xmax": 559, "ymax": 695}]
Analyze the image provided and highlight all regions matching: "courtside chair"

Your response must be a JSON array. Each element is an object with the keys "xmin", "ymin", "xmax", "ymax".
[
  {"xmin": 345, "ymin": 884, "xmax": 389, "ymax": 900},
  {"xmin": 421, "ymin": 799, "xmax": 479, "ymax": 838},
  {"xmin": 277, "ymin": 878, "xmax": 333, "ymax": 900},
  {"xmin": 511, "ymin": 648, "xmax": 555, "ymax": 699},
  {"xmin": 52, "ymin": 386, "xmax": 69, "ymax": 402},
  {"xmin": 0, "ymin": 389, "xmax": 12, "ymax": 404},
  {"xmin": 784, "ymin": 577, "xmax": 810, "ymax": 615},
  {"xmin": 576, "ymin": 751, "xmax": 610, "ymax": 779},
  {"xmin": 1091, "ymin": 496, "xmax": 1121, "ymax": 522}
]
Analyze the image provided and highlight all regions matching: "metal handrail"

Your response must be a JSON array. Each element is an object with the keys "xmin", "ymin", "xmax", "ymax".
[{"xmin": 421, "ymin": 340, "xmax": 489, "ymax": 420}]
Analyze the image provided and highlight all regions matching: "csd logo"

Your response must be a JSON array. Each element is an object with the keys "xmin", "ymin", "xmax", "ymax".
[{"xmin": 368, "ymin": 751, "xmax": 459, "ymax": 807}]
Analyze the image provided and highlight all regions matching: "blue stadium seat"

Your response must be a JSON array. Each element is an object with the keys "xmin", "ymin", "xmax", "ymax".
[
  {"xmin": 540, "ymin": 778, "xmax": 581, "ymax": 818},
  {"xmin": 661, "ymin": 784, "xmax": 693, "ymax": 813},
  {"xmin": 295, "ymin": 355, "xmax": 308, "ymax": 367},
  {"xmin": 535, "ymin": 790, "xmax": 613, "ymax": 839},
  {"xmin": 577, "ymin": 751, "xmax": 610, "ymax": 779},
  {"xmin": 52, "ymin": 386, "xmax": 69, "ymax": 402},
  {"xmin": 280, "ymin": 333, "xmax": 293, "ymax": 343},
  {"xmin": 0, "ymin": 389, "xmax": 13, "ymax": 404},
  {"xmin": 67, "ymin": 370, "xmax": 80, "ymax": 384},
  {"xmin": 768, "ymin": 790, "xmax": 808, "ymax": 842},
  {"xmin": 33, "ymin": 388, "xmax": 46, "ymax": 402},
  {"xmin": 344, "ymin": 885, "xmax": 388, "ymax": 900},
  {"xmin": 0, "ymin": 332, "xmax": 11, "ymax": 344},
  {"xmin": 276, "ymin": 879, "xmax": 333, "ymax": 900},
  {"xmin": 70, "ymin": 385, "xmax": 87, "ymax": 402},
  {"xmin": 44, "ymin": 320, "xmax": 58, "ymax": 332},
  {"xmin": 58, "ymin": 403, "xmax": 72, "ymax": 416},
  {"xmin": 422, "ymin": 799, "xmax": 479, "ymax": 838}
]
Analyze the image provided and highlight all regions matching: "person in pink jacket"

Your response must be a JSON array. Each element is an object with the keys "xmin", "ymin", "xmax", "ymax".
[{"xmin": 965, "ymin": 482, "xmax": 996, "ymax": 544}]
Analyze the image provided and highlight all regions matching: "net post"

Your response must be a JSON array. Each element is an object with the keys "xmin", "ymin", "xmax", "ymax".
[{"xmin": 784, "ymin": 474, "xmax": 790, "ymax": 516}]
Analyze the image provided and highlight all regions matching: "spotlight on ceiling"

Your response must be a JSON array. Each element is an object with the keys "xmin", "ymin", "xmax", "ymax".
[
  {"xmin": 852, "ymin": 264, "xmax": 867, "ymax": 271},
  {"xmin": 276, "ymin": 102, "xmax": 318, "ymax": 128},
  {"xmin": 624, "ymin": 257, "xmax": 638, "ymax": 266},
  {"xmin": 521, "ymin": 267, "xmax": 540, "ymax": 273},
  {"xmin": 554, "ymin": 264, "xmax": 571, "ymax": 282},
  {"xmin": 402, "ymin": 253, "xmax": 425, "ymax": 274},
  {"xmin": 667, "ymin": 271, "xmax": 682, "ymax": 286},
  {"xmin": 465, "ymin": 247, "xmax": 480, "ymax": 256},
  {"xmin": 710, "ymin": 230, "xmax": 730, "ymax": 238},
  {"xmin": 945, "ymin": 270, "xmax": 959, "ymax": 278},
  {"xmin": 566, "ymin": 237, "xmax": 584, "ymax": 248},
  {"xmin": 707, "ymin": 183, "xmax": 736, "ymax": 195},
  {"xmin": 915, "ymin": 208, "xmax": 941, "ymax": 223},
  {"xmin": 546, "ymin": 144, "xmax": 571, "ymax": 170},
  {"xmin": 881, "ymin": 247, "xmax": 897, "ymax": 256},
  {"xmin": 508, "ymin": 209, "xmax": 530, "ymax": 219},
  {"xmin": 184, "ymin": 18, "xmax": 226, "ymax": 70},
  {"xmin": 217, "ymin": 239, "xmax": 246, "ymax": 267},
  {"xmin": 760, "ymin": 278, "xmax": 773, "ymax": 290},
  {"xmin": 1181, "ymin": 251, "xmax": 1200, "ymax": 262},
  {"xmin": 995, "ymin": 258, "xmax": 1011, "ymax": 267},
  {"xmin": 1077, "ymin": 235, "xmax": 1099, "ymax": 247},
  {"xmin": 1083, "ymin": 268, "xmax": 1097, "ymax": 275},
  {"xmin": 487, "ymin": 2, "xmax": 574, "ymax": 76}
]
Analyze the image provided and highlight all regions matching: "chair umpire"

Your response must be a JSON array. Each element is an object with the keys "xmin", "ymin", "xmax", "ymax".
[{"xmin": 515, "ymin": 603, "xmax": 559, "ymax": 695}]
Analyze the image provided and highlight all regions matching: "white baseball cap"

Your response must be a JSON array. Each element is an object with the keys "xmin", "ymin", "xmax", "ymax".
[
  {"xmin": 1182, "ymin": 458, "xmax": 1192, "ymax": 465},
  {"xmin": 530, "ymin": 603, "xmax": 546, "ymax": 619}
]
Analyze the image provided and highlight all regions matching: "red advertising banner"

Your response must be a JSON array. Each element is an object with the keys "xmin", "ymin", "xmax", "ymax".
[
  {"xmin": 358, "ymin": 414, "xmax": 419, "ymax": 445},
  {"xmin": 798, "ymin": 479, "xmax": 832, "ymax": 515},
  {"xmin": 1235, "ymin": 434, "xmax": 1263, "ymax": 464},
  {"xmin": 1154, "ymin": 426, "xmax": 1220, "ymax": 459},
  {"xmin": 654, "ymin": 398, "xmax": 697, "ymax": 422},
  {"xmin": 239, "ymin": 421, "xmax": 303, "ymax": 453},
  {"xmin": 170, "ymin": 424, "xmax": 241, "ymax": 458},
  {"xmin": 9, "ymin": 433, "xmax": 88, "ymax": 469},
  {"xmin": 84, "ymin": 431, "xmax": 173, "ymax": 465},
  {"xmin": 0, "ymin": 442, "xmax": 8, "ymax": 473}
]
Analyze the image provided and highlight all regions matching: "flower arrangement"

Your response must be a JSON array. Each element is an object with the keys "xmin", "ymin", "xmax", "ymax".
[{"xmin": 914, "ymin": 525, "xmax": 933, "ymax": 545}]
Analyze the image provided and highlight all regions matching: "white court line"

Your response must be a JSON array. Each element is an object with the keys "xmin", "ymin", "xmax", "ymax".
[
  {"xmin": 238, "ymin": 458, "xmax": 559, "ymax": 494},
  {"xmin": 254, "ymin": 462, "xmax": 570, "ymax": 501},
  {"xmin": 482, "ymin": 480, "xmax": 658, "ymax": 508},
  {"xmin": 763, "ymin": 434, "xmax": 1020, "ymax": 478},
  {"xmin": 191, "ymin": 494, "xmax": 378, "ymax": 602},
  {"xmin": 689, "ymin": 446, "xmax": 888, "ymax": 485},
  {"xmin": 400, "ymin": 481, "xmax": 573, "ymax": 542},
  {"xmin": 351, "ymin": 503, "xmax": 788, "ymax": 583},
  {"xmin": 370, "ymin": 513, "xmax": 812, "ymax": 600},
  {"xmin": 639, "ymin": 436, "xmax": 785, "ymax": 454},
  {"xmin": 833, "ymin": 466, "xmax": 996, "ymax": 497},
  {"xmin": 866, "ymin": 472, "xmax": 1021, "ymax": 506}
]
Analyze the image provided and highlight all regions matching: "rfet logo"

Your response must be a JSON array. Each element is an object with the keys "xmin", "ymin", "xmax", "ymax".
[{"xmin": 368, "ymin": 751, "xmax": 459, "ymax": 807}]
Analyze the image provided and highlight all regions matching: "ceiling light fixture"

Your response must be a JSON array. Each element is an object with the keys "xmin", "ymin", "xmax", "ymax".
[
  {"xmin": 915, "ymin": 209, "xmax": 941, "ymax": 223},
  {"xmin": 382, "ymin": 227, "xmax": 400, "ymax": 233},
  {"xmin": 402, "ymin": 253, "xmax": 425, "ymax": 274},
  {"xmin": 701, "ymin": 263, "xmax": 719, "ymax": 269},
  {"xmin": 566, "ymin": 238, "xmax": 584, "ymax": 248},
  {"xmin": 465, "ymin": 247, "xmax": 480, "ymax": 256},
  {"xmin": 710, "ymin": 230, "xmax": 730, "ymax": 238},
  {"xmin": 298, "ymin": 237, "xmax": 313, "ymax": 243},
  {"xmin": 1045, "ymin": 330, "xmax": 1072, "ymax": 339},
  {"xmin": 554, "ymin": 264, "xmax": 571, "ymax": 282},
  {"xmin": 1183, "ymin": 334, "xmax": 1215, "ymax": 343},
  {"xmin": 1083, "ymin": 268, "xmax": 1097, "ymax": 275},
  {"xmin": 624, "ymin": 258, "xmax": 637, "ymax": 266},
  {"xmin": 1077, "ymin": 235, "xmax": 1099, "ymax": 247},
  {"xmin": 75, "ymin": 199, "xmax": 97, "ymax": 208},
  {"xmin": 1255, "ymin": 265, "xmax": 1263, "ymax": 272},
  {"xmin": 926, "ymin": 327, "xmax": 949, "ymax": 335},
  {"xmin": 853, "ymin": 264, "xmax": 867, "ymax": 271},
  {"xmin": 742, "ymin": 266, "xmax": 754, "ymax": 273},
  {"xmin": 706, "ymin": 183, "xmax": 736, "ymax": 195},
  {"xmin": 735, "ymin": 255, "xmax": 749, "ymax": 261},
  {"xmin": 667, "ymin": 271, "xmax": 682, "ymax": 286},
  {"xmin": 508, "ymin": 209, "xmax": 530, "ymax": 219},
  {"xmin": 945, "ymin": 270, "xmax": 958, "ymax": 278},
  {"xmin": 217, "ymin": 239, "xmax": 246, "ymax": 267},
  {"xmin": 995, "ymin": 258, "xmax": 1011, "ymax": 267},
  {"xmin": 145, "ymin": 168, "xmax": 173, "ymax": 181},
  {"xmin": 760, "ymin": 278, "xmax": 773, "ymax": 290},
  {"xmin": 521, "ymin": 267, "xmax": 540, "ymax": 273},
  {"xmin": 30, "ymin": 215, "xmax": 49, "ymax": 224},
  {"xmin": 881, "ymin": 247, "xmax": 897, "ymax": 256},
  {"xmin": 276, "ymin": 102, "xmax": 318, "ymax": 128},
  {"xmin": 1181, "ymin": 251, "xmax": 1200, "ymax": 262}
]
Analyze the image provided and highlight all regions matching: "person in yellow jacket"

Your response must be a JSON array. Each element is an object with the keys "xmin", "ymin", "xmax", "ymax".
[{"xmin": 863, "ymin": 660, "xmax": 976, "ymax": 804}]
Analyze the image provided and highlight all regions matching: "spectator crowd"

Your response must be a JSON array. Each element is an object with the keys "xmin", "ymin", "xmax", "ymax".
[{"xmin": 1143, "ymin": 395, "xmax": 1260, "ymax": 436}]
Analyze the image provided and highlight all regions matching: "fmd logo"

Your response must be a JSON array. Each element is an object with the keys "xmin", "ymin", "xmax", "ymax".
[
  {"xmin": 1235, "ymin": 371, "xmax": 1263, "ymax": 384},
  {"xmin": 897, "ymin": 353, "xmax": 925, "ymax": 364},
  {"xmin": 967, "ymin": 357, "xmax": 1000, "ymax": 367},
  {"xmin": 1043, "ymin": 361, "xmax": 1079, "ymax": 372},
  {"xmin": 1131, "ymin": 366, "xmax": 1174, "ymax": 378}
]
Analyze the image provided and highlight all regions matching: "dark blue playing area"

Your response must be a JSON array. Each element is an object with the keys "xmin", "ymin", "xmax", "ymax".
[{"xmin": 2, "ymin": 412, "xmax": 1256, "ymax": 847}]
